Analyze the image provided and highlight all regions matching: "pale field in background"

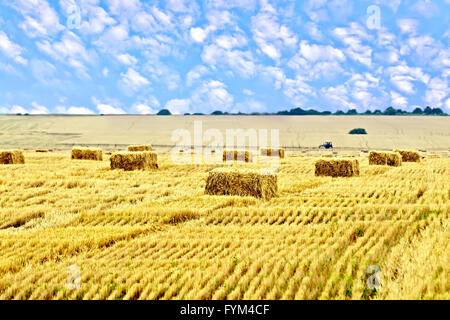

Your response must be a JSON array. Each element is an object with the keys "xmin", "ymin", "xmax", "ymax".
[
  {"xmin": 0, "ymin": 115, "xmax": 449, "ymax": 152},
  {"xmin": 0, "ymin": 152, "xmax": 448, "ymax": 300}
]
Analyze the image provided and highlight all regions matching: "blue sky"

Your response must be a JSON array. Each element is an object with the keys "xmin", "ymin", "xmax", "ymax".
[{"xmin": 0, "ymin": 0, "xmax": 449, "ymax": 115}]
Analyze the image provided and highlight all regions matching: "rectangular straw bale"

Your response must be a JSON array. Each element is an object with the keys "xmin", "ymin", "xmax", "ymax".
[
  {"xmin": 369, "ymin": 151, "xmax": 402, "ymax": 166},
  {"xmin": 0, "ymin": 150, "xmax": 25, "ymax": 164},
  {"xmin": 35, "ymin": 149, "xmax": 48, "ymax": 153},
  {"xmin": 110, "ymin": 151, "xmax": 158, "ymax": 171},
  {"xmin": 71, "ymin": 147, "xmax": 102, "ymax": 161},
  {"xmin": 427, "ymin": 154, "xmax": 441, "ymax": 159},
  {"xmin": 314, "ymin": 158, "xmax": 359, "ymax": 177},
  {"xmin": 205, "ymin": 167, "xmax": 277, "ymax": 199},
  {"xmin": 222, "ymin": 149, "xmax": 252, "ymax": 162},
  {"xmin": 260, "ymin": 147, "xmax": 285, "ymax": 158},
  {"xmin": 127, "ymin": 144, "xmax": 152, "ymax": 152},
  {"xmin": 393, "ymin": 149, "xmax": 421, "ymax": 162}
]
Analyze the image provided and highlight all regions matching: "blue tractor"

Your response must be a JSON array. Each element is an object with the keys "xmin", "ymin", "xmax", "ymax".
[{"xmin": 319, "ymin": 141, "xmax": 333, "ymax": 149}]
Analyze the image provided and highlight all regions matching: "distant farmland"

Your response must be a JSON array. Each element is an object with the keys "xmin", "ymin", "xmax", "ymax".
[{"xmin": 0, "ymin": 115, "xmax": 449, "ymax": 152}]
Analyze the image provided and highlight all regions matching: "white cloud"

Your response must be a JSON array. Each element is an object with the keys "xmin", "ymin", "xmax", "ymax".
[
  {"xmin": 186, "ymin": 65, "xmax": 209, "ymax": 86},
  {"xmin": 36, "ymin": 31, "xmax": 97, "ymax": 78},
  {"xmin": 201, "ymin": 44, "xmax": 256, "ymax": 77},
  {"xmin": 320, "ymin": 85, "xmax": 358, "ymax": 111},
  {"xmin": 30, "ymin": 59, "xmax": 57, "ymax": 84},
  {"xmin": 191, "ymin": 80, "xmax": 234, "ymax": 113},
  {"xmin": 288, "ymin": 41, "xmax": 346, "ymax": 79},
  {"xmin": 386, "ymin": 63, "xmax": 430, "ymax": 94},
  {"xmin": 445, "ymin": 98, "xmax": 450, "ymax": 112},
  {"xmin": 333, "ymin": 23, "xmax": 373, "ymax": 67},
  {"xmin": 165, "ymin": 98, "xmax": 190, "ymax": 114},
  {"xmin": 283, "ymin": 76, "xmax": 314, "ymax": 105},
  {"xmin": 397, "ymin": 19, "xmax": 419, "ymax": 35},
  {"xmin": 190, "ymin": 27, "xmax": 210, "ymax": 43},
  {"xmin": 143, "ymin": 61, "xmax": 180, "ymax": 90},
  {"xmin": 96, "ymin": 103, "xmax": 125, "ymax": 114},
  {"xmin": 251, "ymin": 7, "xmax": 297, "ymax": 61},
  {"xmin": 0, "ymin": 31, "xmax": 27, "ymax": 65},
  {"xmin": 116, "ymin": 53, "xmax": 138, "ymax": 65},
  {"xmin": 10, "ymin": 105, "xmax": 28, "ymax": 114},
  {"xmin": 56, "ymin": 106, "xmax": 95, "ymax": 114},
  {"xmin": 10, "ymin": 0, "xmax": 64, "ymax": 38},
  {"xmin": 260, "ymin": 66, "xmax": 286, "ymax": 89},
  {"xmin": 425, "ymin": 77, "xmax": 448, "ymax": 107},
  {"xmin": 234, "ymin": 99, "xmax": 267, "ymax": 113},
  {"xmin": 390, "ymin": 91, "xmax": 408, "ymax": 109},
  {"xmin": 30, "ymin": 102, "xmax": 49, "ymax": 114},
  {"xmin": 243, "ymin": 89, "xmax": 254, "ymax": 96},
  {"xmin": 119, "ymin": 68, "xmax": 150, "ymax": 92},
  {"xmin": 133, "ymin": 104, "xmax": 156, "ymax": 114}
]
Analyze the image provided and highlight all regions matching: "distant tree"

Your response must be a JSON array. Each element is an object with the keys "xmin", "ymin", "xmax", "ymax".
[
  {"xmin": 157, "ymin": 109, "xmax": 172, "ymax": 115},
  {"xmin": 348, "ymin": 128, "xmax": 367, "ymax": 134},
  {"xmin": 334, "ymin": 110, "xmax": 345, "ymax": 115},
  {"xmin": 412, "ymin": 107, "xmax": 423, "ymax": 114},
  {"xmin": 321, "ymin": 111, "xmax": 332, "ymax": 115},
  {"xmin": 373, "ymin": 109, "xmax": 382, "ymax": 114},
  {"xmin": 211, "ymin": 110, "xmax": 224, "ymax": 115},
  {"xmin": 193, "ymin": 112, "xmax": 204, "ymax": 115},
  {"xmin": 431, "ymin": 108, "xmax": 444, "ymax": 115},
  {"xmin": 424, "ymin": 106, "xmax": 433, "ymax": 115},
  {"xmin": 364, "ymin": 109, "xmax": 372, "ymax": 114},
  {"xmin": 184, "ymin": 112, "xmax": 191, "ymax": 115},
  {"xmin": 383, "ymin": 107, "xmax": 397, "ymax": 115},
  {"xmin": 346, "ymin": 109, "xmax": 358, "ymax": 115}
]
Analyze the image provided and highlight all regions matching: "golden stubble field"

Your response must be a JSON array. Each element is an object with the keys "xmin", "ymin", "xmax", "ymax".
[{"xmin": 0, "ymin": 151, "xmax": 448, "ymax": 300}]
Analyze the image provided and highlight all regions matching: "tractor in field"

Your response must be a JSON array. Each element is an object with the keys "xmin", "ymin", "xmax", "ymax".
[{"xmin": 319, "ymin": 141, "xmax": 333, "ymax": 149}]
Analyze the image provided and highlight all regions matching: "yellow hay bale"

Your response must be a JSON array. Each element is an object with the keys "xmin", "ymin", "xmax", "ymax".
[
  {"xmin": 369, "ymin": 151, "xmax": 402, "ymax": 166},
  {"xmin": 110, "ymin": 151, "xmax": 158, "ymax": 171},
  {"xmin": 205, "ymin": 167, "xmax": 277, "ymax": 200},
  {"xmin": 71, "ymin": 147, "xmax": 103, "ymax": 161},
  {"xmin": 260, "ymin": 148, "xmax": 285, "ymax": 158},
  {"xmin": 314, "ymin": 158, "xmax": 360, "ymax": 177},
  {"xmin": 393, "ymin": 149, "xmax": 421, "ymax": 162},
  {"xmin": 222, "ymin": 149, "xmax": 252, "ymax": 162},
  {"xmin": 127, "ymin": 144, "xmax": 152, "ymax": 152},
  {"xmin": 0, "ymin": 150, "xmax": 25, "ymax": 164},
  {"xmin": 35, "ymin": 149, "xmax": 48, "ymax": 153}
]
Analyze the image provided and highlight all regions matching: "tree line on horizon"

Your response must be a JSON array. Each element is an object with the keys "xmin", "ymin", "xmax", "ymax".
[
  {"xmin": 156, "ymin": 106, "xmax": 447, "ymax": 116},
  {"xmin": 8, "ymin": 106, "xmax": 447, "ymax": 116}
]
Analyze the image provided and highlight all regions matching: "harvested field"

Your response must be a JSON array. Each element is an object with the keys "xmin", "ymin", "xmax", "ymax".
[{"xmin": 0, "ymin": 152, "xmax": 448, "ymax": 300}]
